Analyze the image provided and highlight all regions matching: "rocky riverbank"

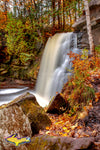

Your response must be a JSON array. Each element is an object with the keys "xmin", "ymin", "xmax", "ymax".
[{"xmin": 0, "ymin": 91, "xmax": 100, "ymax": 150}]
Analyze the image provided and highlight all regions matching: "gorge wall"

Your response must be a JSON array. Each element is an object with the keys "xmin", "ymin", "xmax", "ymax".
[{"xmin": 73, "ymin": 0, "xmax": 100, "ymax": 50}]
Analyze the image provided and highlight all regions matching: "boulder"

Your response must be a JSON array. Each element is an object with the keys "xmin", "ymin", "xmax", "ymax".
[
  {"xmin": 0, "ymin": 92, "xmax": 51, "ymax": 149},
  {"xmin": 0, "ymin": 92, "xmax": 51, "ymax": 136},
  {"xmin": 10, "ymin": 92, "xmax": 39, "ymax": 106},
  {"xmin": 0, "ymin": 104, "xmax": 31, "ymax": 150},
  {"xmin": 46, "ymin": 94, "xmax": 69, "ymax": 114},
  {"xmin": 27, "ymin": 135, "xmax": 95, "ymax": 150},
  {"xmin": 14, "ymin": 92, "xmax": 51, "ymax": 135}
]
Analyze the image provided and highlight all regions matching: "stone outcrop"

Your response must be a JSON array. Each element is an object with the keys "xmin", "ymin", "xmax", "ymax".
[
  {"xmin": 27, "ymin": 135, "xmax": 95, "ymax": 150},
  {"xmin": 89, "ymin": 0, "xmax": 100, "ymax": 7},
  {"xmin": 73, "ymin": 0, "xmax": 100, "ymax": 49},
  {"xmin": 0, "ymin": 92, "xmax": 51, "ymax": 149}
]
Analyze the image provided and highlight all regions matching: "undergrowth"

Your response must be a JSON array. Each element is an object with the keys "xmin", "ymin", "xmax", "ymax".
[{"xmin": 61, "ymin": 47, "xmax": 100, "ymax": 116}]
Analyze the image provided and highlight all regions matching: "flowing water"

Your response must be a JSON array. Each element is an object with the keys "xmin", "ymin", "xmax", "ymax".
[
  {"xmin": 0, "ymin": 32, "xmax": 79, "ymax": 107},
  {"xmin": 35, "ymin": 32, "xmax": 79, "ymax": 106},
  {"xmin": 0, "ymin": 87, "xmax": 29, "ymax": 105}
]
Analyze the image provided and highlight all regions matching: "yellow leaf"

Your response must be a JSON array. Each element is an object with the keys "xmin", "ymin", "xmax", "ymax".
[
  {"xmin": 46, "ymin": 126, "xmax": 50, "ymax": 130},
  {"xmin": 62, "ymin": 133, "xmax": 68, "ymax": 136},
  {"xmin": 65, "ymin": 130, "xmax": 70, "ymax": 133},
  {"xmin": 72, "ymin": 81, "xmax": 75, "ymax": 86},
  {"xmin": 55, "ymin": 121, "xmax": 63, "ymax": 125},
  {"xmin": 63, "ymin": 127, "xmax": 67, "ymax": 130},
  {"xmin": 59, "ymin": 132, "xmax": 63, "ymax": 135}
]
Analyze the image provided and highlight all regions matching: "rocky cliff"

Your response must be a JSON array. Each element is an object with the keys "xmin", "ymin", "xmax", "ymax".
[{"xmin": 73, "ymin": 0, "xmax": 100, "ymax": 49}]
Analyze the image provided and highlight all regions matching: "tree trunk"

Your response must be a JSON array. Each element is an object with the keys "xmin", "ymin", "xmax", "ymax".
[
  {"xmin": 52, "ymin": 0, "xmax": 55, "ymax": 34},
  {"xmin": 69, "ymin": 10, "xmax": 72, "ymax": 24},
  {"xmin": 4, "ymin": 0, "xmax": 8, "ymax": 21},
  {"xmin": 58, "ymin": 0, "xmax": 61, "ymax": 29},
  {"xmin": 78, "ymin": 0, "xmax": 81, "ymax": 18},
  {"xmin": 63, "ymin": 0, "xmax": 65, "ymax": 30},
  {"xmin": 13, "ymin": 0, "xmax": 17, "ymax": 17},
  {"xmin": 74, "ymin": 1, "xmax": 77, "ymax": 22},
  {"xmin": 83, "ymin": 0, "xmax": 95, "ymax": 55}
]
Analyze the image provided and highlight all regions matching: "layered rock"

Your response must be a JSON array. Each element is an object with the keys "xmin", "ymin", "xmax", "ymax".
[{"xmin": 73, "ymin": 0, "xmax": 100, "ymax": 49}]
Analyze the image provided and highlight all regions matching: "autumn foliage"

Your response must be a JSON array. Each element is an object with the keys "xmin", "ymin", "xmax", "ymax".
[
  {"xmin": 62, "ymin": 49, "xmax": 100, "ymax": 113},
  {"xmin": 0, "ymin": 11, "xmax": 7, "ymax": 30},
  {"xmin": 43, "ymin": 49, "xmax": 100, "ymax": 137}
]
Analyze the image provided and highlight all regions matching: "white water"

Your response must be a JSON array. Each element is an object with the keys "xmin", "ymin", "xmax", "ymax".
[
  {"xmin": 36, "ymin": 32, "xmax": 79, "ymax": 107},
  {"xmin": 0, "ymin": 87, "xmax": 28, "ymax": 95},
  {"xmin": 0, "ymin": 87, "xmax": 29, "ymax": 106},
  {"xmin": 0, "ymin": 32, "xmax": 79, "ymax": 107}
]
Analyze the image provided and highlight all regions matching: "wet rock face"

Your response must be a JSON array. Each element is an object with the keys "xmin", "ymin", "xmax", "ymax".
[
  {"xmin": 0, "ymin": 104, "xmax": 31, "ymax": 150},
  {"xmin": 77, "ymin": 25, "xmax": 100, "ymax": 50},
  {"xmin": 77, "ymin": 31, "xmax": 89, "ymax": 50},
  {"xmin": 8, "ymin": 92, "xmax": 39, "ymax": 106}
]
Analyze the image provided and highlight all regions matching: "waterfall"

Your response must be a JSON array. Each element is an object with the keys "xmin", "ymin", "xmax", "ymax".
[{"xmin": 35, "ymin": 32, "xmax": 79, "ymax": 107}]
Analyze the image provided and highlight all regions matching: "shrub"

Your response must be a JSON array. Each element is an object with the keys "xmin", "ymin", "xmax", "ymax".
[
  {"xmin": 61, "ymin": 49, "xmax": 100, "ymax": 114},
  {"xmin": 5, "ymin": 14, "xmax": 43, "ymax": 65}
]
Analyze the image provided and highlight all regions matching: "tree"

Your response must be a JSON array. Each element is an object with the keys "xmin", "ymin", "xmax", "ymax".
[
  {"xmin": 52, "ymin": 0, "xmax": 56, "ymax": 33},
  {"xmin": 63, "ymin": 0, "xmax": 65, "ymax": 30},
  {"xmin": 57, "ymin": 0, "xmax": 62, "ymax": 29},
  {"xmin": 83, "ymin": 0, "xmax": 95, "ymax": 55},
  {"xmin": 0, "ymin": 0, "xmax": 10, "ymax": 29}
]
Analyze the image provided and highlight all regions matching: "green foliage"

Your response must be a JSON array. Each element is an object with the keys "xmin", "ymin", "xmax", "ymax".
[
  {"xmin": 5, "ymin": 14, "xmax": 43, "ymax": 65},
  {"xmin": 95, "ymin": 45, "xmax": 100, "ymax": 55},
  {"xmin": 20, "ymin": 53, "xmax": 34, "ymax": 64},
  {"xmin": 81, "ymin": 48, "xmax": 89, "ymax": 59}
]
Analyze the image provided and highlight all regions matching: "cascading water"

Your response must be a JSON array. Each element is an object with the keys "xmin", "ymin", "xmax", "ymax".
[
  {"xmin": 35, "ymin": 32, "xmax": 79, "ymax": 107},
  {"xmin": 0, "ymin": 32, "xmax": 79, "ymax": 107}
]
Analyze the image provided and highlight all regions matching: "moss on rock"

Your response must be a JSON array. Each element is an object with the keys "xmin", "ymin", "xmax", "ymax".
[
  {"xmin": 19, "ymin": 99, "xmax": 51, "ymax": 135},
  {"xmin": 0, "ymin": 92, "xmax": 51, "ymax": 136},
  {"xmin": 27, "ymin": 135, "xmax": 94, "ymax": 150}
]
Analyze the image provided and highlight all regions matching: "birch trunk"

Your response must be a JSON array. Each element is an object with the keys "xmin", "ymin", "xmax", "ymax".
[{"xmin": 83, "ymin": 0, "xmax": 95, "ymax": 55}]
